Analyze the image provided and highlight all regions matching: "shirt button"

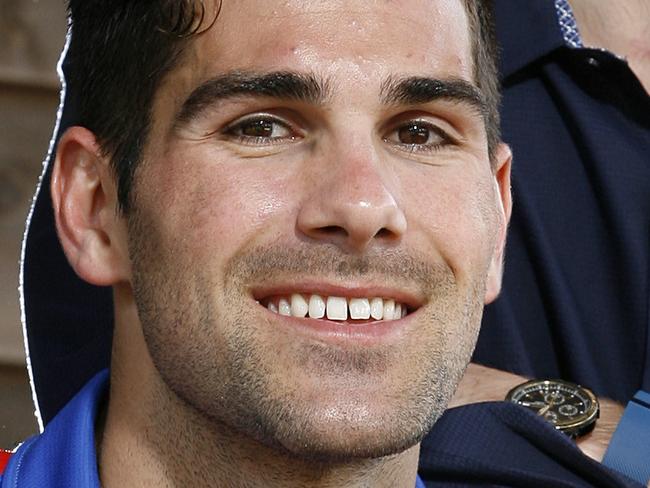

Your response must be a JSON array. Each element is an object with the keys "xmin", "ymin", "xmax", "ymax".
[{"xmin": 587, "ymin": 57, "xmax": 600, "ymax": 68}]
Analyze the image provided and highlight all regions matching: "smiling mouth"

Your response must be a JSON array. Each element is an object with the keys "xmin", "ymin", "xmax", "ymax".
[{"xmin": 259, "ymin": 294, "xmax": 410, "ymax": 323}]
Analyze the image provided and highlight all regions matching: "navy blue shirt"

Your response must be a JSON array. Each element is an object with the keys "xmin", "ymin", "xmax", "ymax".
[{"xmin": 472, "ymin": 0, "xmax": 650, "ymax": 403}]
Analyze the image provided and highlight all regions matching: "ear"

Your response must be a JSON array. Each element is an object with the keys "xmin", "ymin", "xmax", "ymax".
[
  {"xmin": 51, "ymin": 126, "xmax": 131, "ymax": 286},
  {"xmin": 484, "ymin": 143, "xmax": 512, "ymax": 304}
]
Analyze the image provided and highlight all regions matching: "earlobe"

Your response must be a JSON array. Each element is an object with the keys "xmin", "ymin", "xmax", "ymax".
[
  {"xmin": 52, "ymin": 126, "xmax": 131, "ymax": 286},
  {"xmin": 484, "ymin": 143, "xmax": 513, "ymax": 304}
]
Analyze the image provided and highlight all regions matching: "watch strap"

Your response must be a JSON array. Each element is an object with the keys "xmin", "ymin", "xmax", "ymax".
[{"xmin": 602, "ymin": 390, "xmax": 650, "ymax": 485}]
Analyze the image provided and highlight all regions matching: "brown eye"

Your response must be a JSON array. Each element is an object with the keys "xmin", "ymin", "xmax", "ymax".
[
  {"xmin": 398, "ymin": 123, "xmax": 431, "ymax": 144},
  {"xmin": 240, "ymin": 119, "xmax": 274, "ymax": 137},
  {"xmin": 224, "ymin": 115, "xmax": 294, "ymax": 144},
  {"xmin": 384, "ymin": 119, "xmax": 450, "ymax": 153}
]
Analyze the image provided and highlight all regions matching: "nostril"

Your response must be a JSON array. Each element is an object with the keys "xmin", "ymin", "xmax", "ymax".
[
  {"xmin": 374, "ymin": 228, "xmax": 393, "ymax": 239},
  {"xmin": 317, "ymin": 225, "xmax": 349, "ymax": 237}
]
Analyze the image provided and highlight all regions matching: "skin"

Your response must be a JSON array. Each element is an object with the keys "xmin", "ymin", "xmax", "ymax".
[{"xmin": 51, "ymin": 1, "xmax": 511, "ymax": 486}]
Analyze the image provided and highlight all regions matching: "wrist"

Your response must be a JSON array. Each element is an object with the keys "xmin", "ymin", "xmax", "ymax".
[
  {"xmin": 575, "ymin": 398, "xmax": 624, "ymax": 462},
  {"xmin": 450, "ymin": 362, "xmax": 527, "ymax": 408}
]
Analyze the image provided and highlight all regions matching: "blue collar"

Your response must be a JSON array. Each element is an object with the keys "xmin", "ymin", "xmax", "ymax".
[
  {"xmin": 415, "ymin": 473, "xmax": 427, "ymax": 488},
  {"xmin": 2, "ymin": 370, "xmax": 106, "ymax": 487}
]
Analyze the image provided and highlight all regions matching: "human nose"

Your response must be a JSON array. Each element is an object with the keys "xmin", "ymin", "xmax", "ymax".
[{"xmin": 296, "ymin": 143, "xmax": 407, "ymax": 253}]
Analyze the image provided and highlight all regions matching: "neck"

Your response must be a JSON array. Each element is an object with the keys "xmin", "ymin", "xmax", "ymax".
[
  {"xmin": 570, "ymin": 0, "xmax": 650, "ymax": 91},
  {"xmin": 97, "ymin": 285, "xmax": 420, "ymax": 488}
]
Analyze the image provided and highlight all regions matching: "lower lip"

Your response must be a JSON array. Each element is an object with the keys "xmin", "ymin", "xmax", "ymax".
[{"xmin": 259, "ymin": 303, "xmax": 415, "ymax": 345}]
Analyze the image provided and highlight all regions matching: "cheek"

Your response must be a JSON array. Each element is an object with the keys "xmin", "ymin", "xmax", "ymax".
[
  {"xmin": 144, "ymin": 154, "xmax": 297, "ymax": 261},
  {"xmin": 405, "ymin": 166, "xmax": 497, "ymax": 276}
]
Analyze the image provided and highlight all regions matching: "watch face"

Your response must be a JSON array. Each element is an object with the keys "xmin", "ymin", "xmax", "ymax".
[{"xmin": 506, "ymin": 379, "xmax": 599, "ymax": 436}]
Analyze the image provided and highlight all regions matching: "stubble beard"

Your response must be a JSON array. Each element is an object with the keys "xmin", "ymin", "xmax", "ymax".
[{"xmin": 127, "ymin": 211, "xmax": 486, "ymax": 463}]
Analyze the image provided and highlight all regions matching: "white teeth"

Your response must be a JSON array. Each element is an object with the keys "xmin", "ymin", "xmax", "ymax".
[
  {"xmin": 370, "ymin": 297, "xmax": 383, "ymax": 320},
  {"xmin": 383, "ymin": 299, "xmax": 395, "ymax": 319},
  {"xmin": 394, "ymin": 303, "xmax": 402, "ymax": 320},
  {"xmin": 278, "ymin": 298, "xmax": 291, "ymax": 316},
  {"xmin": 349, "ymin": 298, "xmax": 370, "ymax": 319},
  {"xmin": 266, "ymin": 295, "xmax": 408, "ymax": 322},
  {"xmin": 291, "ymin": 293, "xmax": 309, "ymax": 317},
  {"xmin": 308, "ymin": 294, "xmax": 326, "ymax": 319},
  {"xmin": 326, "ymin": 296, "xmax": 348, "ymax": 321}
]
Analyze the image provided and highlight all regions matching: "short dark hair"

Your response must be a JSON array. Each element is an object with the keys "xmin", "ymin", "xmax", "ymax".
[
  {"xmin": 463, "ymin": 0, "xmax": 500, "ymax": 162},
  {"xmin": 65, "ymin": 0, "xmax": 212, "ymax": 213},
  {"xmin": 65, "ymin": 0, "xmax": 499, "ymax": 214}
]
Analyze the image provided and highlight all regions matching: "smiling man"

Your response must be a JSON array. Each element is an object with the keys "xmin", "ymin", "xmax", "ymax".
[
  {"xmin": 84, "ymin": 0, "xmax": 508, "ymax": 483},
  {"xmin": 0, "ymin": 1, "xmax": 639, "ymax": 487}
]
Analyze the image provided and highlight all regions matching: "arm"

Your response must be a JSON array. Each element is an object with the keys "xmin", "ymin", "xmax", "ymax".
[{"xmin": 451, "ymin": 363, "xmax": 624, "ymax": 463}]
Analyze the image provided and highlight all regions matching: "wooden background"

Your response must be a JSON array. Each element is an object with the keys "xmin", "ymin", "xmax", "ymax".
[{"xmin": 0, "ymin": 0, "xmax": 66, "ymax": 447}]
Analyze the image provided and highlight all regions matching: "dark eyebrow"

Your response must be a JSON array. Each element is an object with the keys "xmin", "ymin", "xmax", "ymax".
[
  {"xmin": 175, "ymin": 71, "xmax": 330, "ymax": 123},
  {"xmin": 380, "ymin": 76, "xmax": 487, "ymax": 116}
]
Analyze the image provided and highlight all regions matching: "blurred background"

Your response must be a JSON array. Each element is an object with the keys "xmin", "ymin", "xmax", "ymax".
[{"xmin": 0, "ymin": 0, "xmax": 66, "ymax": 448}]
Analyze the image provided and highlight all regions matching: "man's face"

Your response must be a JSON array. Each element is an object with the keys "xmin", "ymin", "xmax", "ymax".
[{"xmin": 126, "ymin": 0, "xmax": 509, "ymax": 460}]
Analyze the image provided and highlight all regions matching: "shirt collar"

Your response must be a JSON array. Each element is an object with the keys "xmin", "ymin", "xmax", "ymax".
[
  {"xmin": 3, "ymin": 370, "xmax": 107, "ymax": 487},
  {"xmin": 554, "ymin": 0, "xmax": 584, "ymax": 48}
]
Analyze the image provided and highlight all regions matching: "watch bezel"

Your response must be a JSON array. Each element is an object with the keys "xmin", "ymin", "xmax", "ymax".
[{"xmin": 506, "ymin": 379, "xmax": 599, "ymax": 438}]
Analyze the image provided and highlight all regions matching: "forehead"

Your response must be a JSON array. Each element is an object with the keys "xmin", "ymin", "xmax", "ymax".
[{"xmin": 179, "ymin": 0, "xmax": 473, "ymax": 89}]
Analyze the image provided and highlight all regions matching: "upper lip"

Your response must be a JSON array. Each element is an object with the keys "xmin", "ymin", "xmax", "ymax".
[{"xmin": 250, "ymin": 280, "xmax": 425, "ymax": 311}]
